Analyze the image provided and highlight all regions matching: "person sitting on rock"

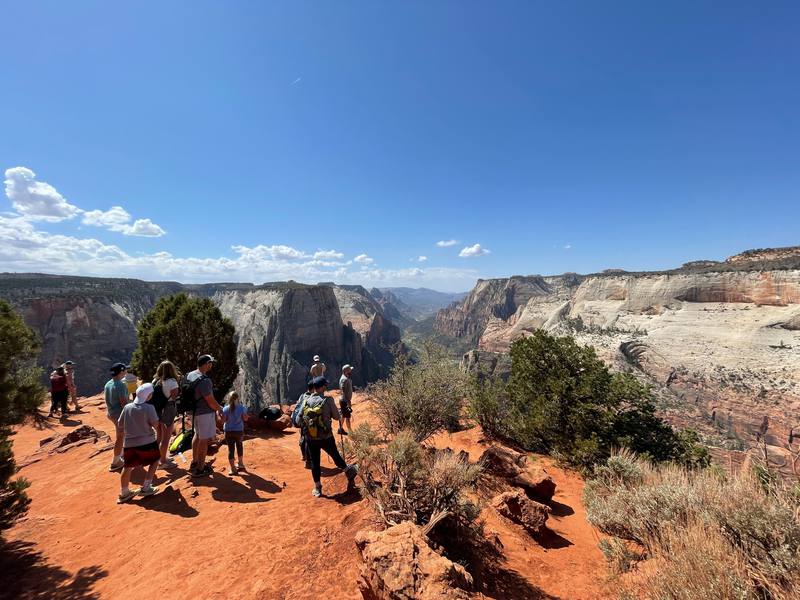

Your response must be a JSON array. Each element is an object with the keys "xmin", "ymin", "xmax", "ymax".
[
  {"xmin": 309, "ymin": 355, "xmax": 326, "ymax": 379},
  {"xmin": 301, "ymin": 376, "xmax": 357, "ymax": 498},
  {"xmin": 105, "ymin": 363, "xmax": 130, "ymax": 472},
  {"xmin": 221, "ymin": 390, "xmax": 247, "ymax": 476},
  {"xmin": 49, "ymin": 365, "xmax": 69, "ymax": 418},
  {"xmin": 338, "ymin": 364, "xmax": 354, "ymax": 434},
  {"xmin": 63, "ymin": 360, "xmax": 79, "ymax": 412},
  {"xmin": 116, "ymin": 382, "xmax": 161, "ymax": 503}
]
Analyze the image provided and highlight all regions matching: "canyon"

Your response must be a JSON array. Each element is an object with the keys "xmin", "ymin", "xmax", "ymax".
[{"xmin": 436, "ymin": 247, "xmax": 800, "ymax": 471}]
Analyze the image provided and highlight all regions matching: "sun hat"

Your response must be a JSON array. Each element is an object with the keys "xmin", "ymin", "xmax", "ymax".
[{"xmin": 135, "ymin": 382, "xmax": 154, "ymax": 404}]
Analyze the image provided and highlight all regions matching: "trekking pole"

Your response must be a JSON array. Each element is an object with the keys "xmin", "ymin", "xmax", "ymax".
[{"xmin": 339, "ymin": 431, "xmax": 346, "ymax": 461}]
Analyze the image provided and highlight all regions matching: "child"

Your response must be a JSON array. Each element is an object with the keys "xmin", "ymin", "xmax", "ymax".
[
  {"xmin": 222, "ymin": 391, "xmax": 247, "ymax": 476},
  {"xmin": 116, "ymin": 383, "xmax": 161, "ymax": 503},
  {"xmin": 124, "ymin": 371, "xmax": 139, "ymax": 402}
]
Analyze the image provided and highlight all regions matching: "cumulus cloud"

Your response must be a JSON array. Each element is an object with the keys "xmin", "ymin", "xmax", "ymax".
[
  {"xmin": 459, "ymin": 243, "xmax": 490, "ymax": 258},
  {"xmin": 314, "ymin": 249, "xmax": 344, "ymax": 260},
  {"xmin": 82, "ymin": 206, "xmax": 166, "ymax": 237},
  {"xmin": 354, "ymin": 253, "xmax": 374, "ymax": 265},
  {"xmin": 436, "ymin": 239, "xmax": 459, "ymax": 247},
  {"xmin": 564, "ymin": 243, "xmax": 572, "ymax": 250},
  {"xmin": 230, "ymin": 244, "xmax": 307, "ymax": 261},
  {"xmin": 4, "ymin": 167, "xmax": 80, "ymax": 222}
]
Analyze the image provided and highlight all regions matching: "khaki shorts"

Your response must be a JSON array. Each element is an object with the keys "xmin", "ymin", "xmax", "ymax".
[
  {"xmin": 107, "ymin": 413, "xmax": 124, "ymax": 432},
  {"xmin": 194, "ymin": 412, "xmax": 216, "ymax": 441}
]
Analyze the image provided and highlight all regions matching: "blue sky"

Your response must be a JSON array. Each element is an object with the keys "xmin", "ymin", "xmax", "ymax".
[{"xmin": 1, "ymin": 1, "xmax": 798, "ymax": 292}]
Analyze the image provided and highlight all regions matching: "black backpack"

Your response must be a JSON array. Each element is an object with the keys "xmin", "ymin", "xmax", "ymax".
[
  {"xmin": 148, "ymin": 382, "xmax": 169, "ymax": 417},
  {"xmin": 177, "ymin": 375, "xmax": 205, "ymax": 414}
]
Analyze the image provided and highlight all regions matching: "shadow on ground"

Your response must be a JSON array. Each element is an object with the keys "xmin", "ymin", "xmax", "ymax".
[{"xmin": 0, "ymin": 540, "xmax": 107, "ymax": 600}]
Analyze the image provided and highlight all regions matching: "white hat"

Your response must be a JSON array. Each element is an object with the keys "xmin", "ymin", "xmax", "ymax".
[
  {"xmin": 342, "ymin": 364, "xmax": 353, "ymax": 371},
  {"xmin": 134, "ymin": 382, "xmax": 154, "ymax": 404},
  {"xmin": 313, "ymin": 355, "xmax": 320, "ymax": 362}
]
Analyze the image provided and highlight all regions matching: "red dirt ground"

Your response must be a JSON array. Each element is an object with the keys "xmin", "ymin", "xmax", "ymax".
[{"xmin": 2, "ymin": 393, "xmax": 612, "ymax": 599}]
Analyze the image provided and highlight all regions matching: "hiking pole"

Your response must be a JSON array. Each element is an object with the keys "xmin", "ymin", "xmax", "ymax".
[{"xmin": 339, "ymin": 430, "xmax": 346, "ymax": 461}]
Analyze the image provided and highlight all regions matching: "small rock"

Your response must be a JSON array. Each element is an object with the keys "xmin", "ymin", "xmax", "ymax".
[
  {"xmin": 491, "ymin": 489, "xmax": 551, "ymax": 537},
  {"xmin": 479, "ymin": 445, "xmax": 556, "ymax": 502}
]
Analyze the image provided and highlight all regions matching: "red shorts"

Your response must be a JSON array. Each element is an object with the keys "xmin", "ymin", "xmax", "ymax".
[{"xmin": 123, "ymin": 442, "xmax": 160, "ymax": 468}]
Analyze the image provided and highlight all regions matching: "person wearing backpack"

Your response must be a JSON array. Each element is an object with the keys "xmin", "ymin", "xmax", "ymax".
[
  {"xmin": 291, "ymin": 380, "xmax": 315, "ymax": 468},
  {"xmin": 302, "ymin": 376, "xmax": 357, "ymax": 498},
  {"xmin": 221, "ymin": 391, "xmax": 247, "ymax": 475},
  {"xmin": 151, "ymin": 360, "xmax": 181, "ymax": 469},
  {"xmin": 187, "ymin": 354, "xmax": 223, "ymax": 478}
]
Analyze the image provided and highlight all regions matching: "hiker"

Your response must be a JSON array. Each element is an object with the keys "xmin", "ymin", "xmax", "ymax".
[
  {"xmin": 309, "ymin": 354, "xmax": 326, "ymax": 378},
  {"xmin": 49, "ymin": 366, "xmax": 69, "ymax": 418},
  {"xmin": 339, "ymin": 364, "xmax": 354, "ymax": 434},
  {"xmin": 301, "ymin": 376, "xmax": 357, "ymax": 498},
  {"xmin": 105, "ymin": 363, "xmax": 130, "ymax": 472},
  {"xmin": 291, "ymin": 380, "xmax": 315, "ymax": 468},
  {"xmin": 124, "ymin": 370, "xmax": 139, "ymax": 402},
  {"xmin": 187, "ymin": 354, "xmax": 223, "ymax": 478},
  {"xmin": 221, "ymin": 391, "xmax": 247, "ymax": 475},
  {"xmin": 116, "ymin": 382, "xmax": 161, "ymax": 503},
  {"xmin": 64, "ymin": 360, "xmax": 79, "ymax": 412},
  {"xmin": 151, "ymin": 360, "xmax": 181, "ymax": 469}
]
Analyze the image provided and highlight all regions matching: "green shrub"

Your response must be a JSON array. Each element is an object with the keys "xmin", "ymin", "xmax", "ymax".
[
  {"xmin": 131, "ymin": 293, "xmax": 238, "ymax": 397},
  {"xmin": 0, "ymin": 300, "xmax": 46, "ymax": 531},
  {"xmin": 585, "ymin": 451, "xmax": 800, "ymax": 599},
  {"xmin": 370, "ymin": 343, "xmax": 466, "ymax": 442},
  {"xmin": 471, "ymin": 331, "xmax": 709, "ymax": 469}
]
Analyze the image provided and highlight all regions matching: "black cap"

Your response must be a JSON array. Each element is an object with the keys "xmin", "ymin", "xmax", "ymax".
[
  {"xmin": 64, "ymin": 360, "xmax": 75, "ymax": 366},
  {"xmin": 110, "ymin": 362, "xmax": 128, "ymax": 375},
  {"xmin": 197, "ymin": 354, "xmax": 216, "ymax": 367},
  {"xmin": 312, "ymin": 376, "xmax": 328, "ymax": 389}
]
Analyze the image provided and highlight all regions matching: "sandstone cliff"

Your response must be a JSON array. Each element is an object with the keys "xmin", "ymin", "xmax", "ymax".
[
  {"xmin": 0, "ymin": 274, "xmax": 400, "ymax": 408},
  {"xmin": 436, "ymin": 248, "xmax": 800, "ymax": 468}
]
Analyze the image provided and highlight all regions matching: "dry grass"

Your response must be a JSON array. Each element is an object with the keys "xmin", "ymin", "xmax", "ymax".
[{"xmin": 584, "ymin": 450, "xmax": 800, "ymax": 599}]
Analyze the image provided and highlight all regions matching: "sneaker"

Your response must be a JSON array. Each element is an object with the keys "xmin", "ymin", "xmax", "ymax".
[
  {"xmin": 138, "ymin": 485, "xmax": 159, "ymax": 497},
  {"xmin": 345, "ymin": 464, "xmax": 359, "ymax": 481},
  {"xmin": 109, "ymin": 460, "xmax": 124, "ymax": 473},
  {"xmin": 189, "ymin": 461, "xmax": 197, "ymax": 471},
  {"xmin": 311, "ymin": 486, "xmax": 322, "ymax": 498},
  {"xmin": 337, "ymin": 428, "xmax": 349, "ymax": 436},
  {"xmin": 237, "ymin": 462, "xmax": 246, "ymax": 471},
  {"xmin": 191, "ymin": 465, "xmax": 213, "ymax": 478},
  {"xmin": 159, "ymin": 459, "xmax": 177, "ymax": 469},
  {"xmin": 228, "ymin": 467, "xmax": 237, "ymax": 476},
  {"xmin": 117, "ymin": 489, "xmax": 136, "ymax": 504}
]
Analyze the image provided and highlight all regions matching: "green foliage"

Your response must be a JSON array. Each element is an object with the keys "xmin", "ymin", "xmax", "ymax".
[
  {"xmin": 0, "ymin": 300, "xmax": 46, "ymax": 531},
  {"xmin": 470, "ymin": 331, "xmax": 709, "ymax": 470},
  {"xmin": 585, "ymin": 450, "xmax": 800, "ymax": 599},
  {"xmin": 371, "ymin": 343, "xmax": 466, "ymax": 442},
  {"xmin": 131, "ymin": 294, "xmax": 238, "ymax": 396}
]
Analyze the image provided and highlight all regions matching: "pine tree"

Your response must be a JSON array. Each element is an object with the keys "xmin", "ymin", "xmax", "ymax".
[
  {"xmin": 0, "ymin": 300, "xmax": 46, "ymax": 531},
  {"xmin": 131, "ymin": 294, "xmax": 238, "ymax": 397}
]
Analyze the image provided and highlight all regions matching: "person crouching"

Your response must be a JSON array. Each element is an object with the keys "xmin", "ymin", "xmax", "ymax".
[{"xmin": 117, "ymin": 383, "xmax": 161, "ymax": 503}]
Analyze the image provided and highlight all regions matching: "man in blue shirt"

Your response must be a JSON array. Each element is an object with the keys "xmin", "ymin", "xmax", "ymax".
[{"xmin": 105, "ymin": 362, "xmax": 129, "ymax": 472}]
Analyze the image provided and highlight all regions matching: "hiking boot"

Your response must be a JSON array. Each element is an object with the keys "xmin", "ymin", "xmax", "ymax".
[
  {"xmin": 228, "ymin": 466, "xmax": 237, "ymax": 476},
  {"xmin": 345, "ymin": 464, "xmax": 359, "ymax": 481},
  {"xmin": 138, "ymin": 485, "xmax": 159, "ymax": 497},
  {"xmin": 337, "ymin": 428, "xmax": 349, "ymax": 436},
  {"xmin": 311, "ymin": 486, "xmax": 322, "ymax": 498},
  {"xmin": 191, "ymin": 465, "xmax": 213, "ymax": 478},
  {"xmin": 117, "ymin": 489, "xmax": 136, "ymax": 504},
  {"xmin": 159, "ymin": 458, "xmax": 177, "ymax": 469}
]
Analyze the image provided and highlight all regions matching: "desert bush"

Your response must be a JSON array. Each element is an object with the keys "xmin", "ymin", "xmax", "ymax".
[
  {"xmin": 131, "ymin": 293, "xmax": 238, "ymax": 397},
  {"xmin": 585, "ymin": 450, "xmax": 800, "ymax": 599},
  {"xmin": 350, "ymin": 424, "xmax": 482, "ymax": 538},
  {"xmin": 470, "ymin": 331, "xmax": 709, "ymax": 469},
  {"xmin": 0, "ymin": 300, "xmax": 46, "ymax": 531},
  {"xmin": 370, "ymin": 343, "xmax": 466, "ymax": 442}
]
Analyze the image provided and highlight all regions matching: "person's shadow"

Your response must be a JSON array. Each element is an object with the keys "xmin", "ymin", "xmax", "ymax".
[
  {"xmin": 136, "ymin": 485, "xmax": 200, "ymax": 518},
  {"xmin": 195, "ymin": 470, "xmax": 282, "ymax": 504}
]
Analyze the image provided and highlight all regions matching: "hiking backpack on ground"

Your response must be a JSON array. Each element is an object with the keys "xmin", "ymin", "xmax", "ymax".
[
  {"xmin": 301, "ymin": 395, "xmax": 330, "ymax": 440},
  {"xmin": 169, "ymin": 415, "xmax": 194, "ymax": 455}
]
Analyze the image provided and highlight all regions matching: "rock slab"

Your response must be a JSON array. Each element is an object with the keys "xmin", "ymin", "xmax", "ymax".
[
  {"xmin": 479, "ymin": 446, "xmax": 556, "ymax": 502},
  {"xmin": 491, "ymin": 489, "xmax": 551, "ymax": 536}
]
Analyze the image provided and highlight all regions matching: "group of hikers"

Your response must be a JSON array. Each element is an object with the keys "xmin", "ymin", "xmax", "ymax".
[{"xmin": 52, "ymin": 352, "xmax": 358, "ymax": 503}]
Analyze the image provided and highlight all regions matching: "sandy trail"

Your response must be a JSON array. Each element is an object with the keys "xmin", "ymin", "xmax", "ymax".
[{"xmin": 3, "ymin": 393, "xmax": 611, "ymax": 599}]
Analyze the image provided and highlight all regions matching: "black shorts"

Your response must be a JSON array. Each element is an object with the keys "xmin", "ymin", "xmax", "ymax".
[{"xmin": 339, "ymin": 401, "xmax": 352, "ymax": 418}]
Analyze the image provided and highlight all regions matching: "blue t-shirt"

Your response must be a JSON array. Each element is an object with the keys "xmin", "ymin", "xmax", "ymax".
[
  {"xmin": 223, "ymin": 404, "xmax": 247, "ymax": 432},
  {"xmin": 104, "ymin": 378, "xmax": 128, "ymax": 418}
]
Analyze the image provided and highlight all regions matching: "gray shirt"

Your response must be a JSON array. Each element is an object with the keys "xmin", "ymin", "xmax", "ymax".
[
  {"xmin": 118, "ymin": 402, "xmax": 159, "ymax": 447},
  {"xmin": 339, "ymin": 374, "xmax": 353, "ymax": 405},
  {"xmin": 187, "ymin": 370, "xmax": 215, "ymax": 415}
]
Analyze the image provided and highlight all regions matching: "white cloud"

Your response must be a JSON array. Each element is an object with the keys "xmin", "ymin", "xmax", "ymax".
[
  {"xmin": 459, "ymin": 243, "xmax": 490, "ymax": 258},
  {"xmin": 290, "ymin": 77, "xmax": 302, "ymax": 86},
  {"xmin": 436, "ymin": 239, "xmax": 459, "ymax": 247},
  {"xmin": 231, "ymin": 244, "xmax": 307, "ymax": 261},
  {"xmin": 82, "ymin": 205, "xmax": 166, "ymax": 237},
  {"xmin": 564, "ymin": 244, "xmax": 572, "ymax": 250},
  {"xmin": 354, "ymin": 253, "xmax": 374, "ymax": 265},
  {"xmin": 4, "ymin": 167, "xmax": 80, "ymax": 222},
  {"xmin": 417, "ymin": 256, "xmax": 428, "ymax": 262},
  {"xmin": 314, "ymin": 249, "xmax": 344, "ymax": 260}
]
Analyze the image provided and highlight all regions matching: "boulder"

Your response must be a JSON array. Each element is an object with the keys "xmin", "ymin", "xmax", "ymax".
[
  {"xmin": 247, "ymin": 414, "xmax": 291, "ymax": 432},
  {"xmin": 479, "ymin": 446, "xmax": 556, "ymax": 502},
  {"xmin": 491, "ymin": 489, "xmax": 551, "ymax": 536},
  {"xmin": 355, "ymin": 522, "xmax": 473, "ymax": 600}
]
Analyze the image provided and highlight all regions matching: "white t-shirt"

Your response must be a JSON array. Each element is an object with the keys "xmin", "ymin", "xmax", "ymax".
[{"xmin": 162, "ymin": 378, "xmax": 179, "ymax": 399}]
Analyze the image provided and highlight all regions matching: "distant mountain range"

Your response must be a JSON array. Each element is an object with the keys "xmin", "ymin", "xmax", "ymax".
[{"xmin": 376, "ymin": 287, "xmax": 467, "ymax": 321}]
